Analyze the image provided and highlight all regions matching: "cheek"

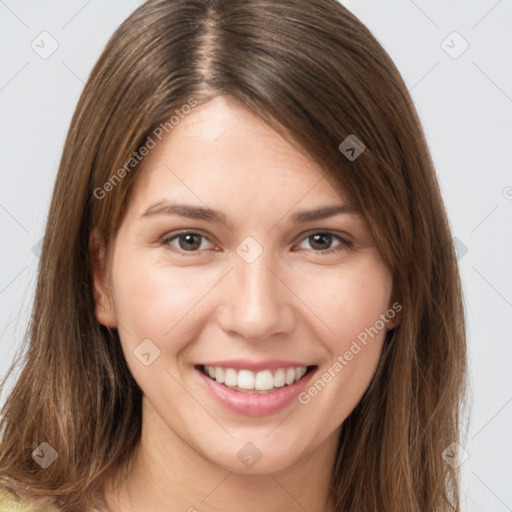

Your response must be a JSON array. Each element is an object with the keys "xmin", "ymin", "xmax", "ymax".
[
  {"xmin": 110, "ymin": 249, "xmax": 220, "ymax": 354},
  {"xmin": 292, "ymin": 258, "xmax": 392, "ymax": 427},
  {"xmin": 294, "ymin": 258, "xmax": 393, "ymax": 350}
]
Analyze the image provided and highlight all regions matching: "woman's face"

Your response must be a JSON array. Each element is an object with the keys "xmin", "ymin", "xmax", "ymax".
[{"xmin": 93, "ymin": 95, "xmax": 395, "ymax": 474}]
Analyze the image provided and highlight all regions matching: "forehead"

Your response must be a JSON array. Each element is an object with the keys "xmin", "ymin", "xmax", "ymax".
[{"xmin": 126, "ymin": 96, "xmax": 348, "ymax": 215}]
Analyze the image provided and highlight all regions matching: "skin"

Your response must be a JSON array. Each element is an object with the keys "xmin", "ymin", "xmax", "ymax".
[{"xmin": 91, "ymin": 95, "xmax": 395, "ymax": 512}]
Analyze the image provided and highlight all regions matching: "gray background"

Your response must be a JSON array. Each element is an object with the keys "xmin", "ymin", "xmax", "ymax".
[{"xmin": 1, "ymin": 1, "xmax": 511, "ymax": 510}]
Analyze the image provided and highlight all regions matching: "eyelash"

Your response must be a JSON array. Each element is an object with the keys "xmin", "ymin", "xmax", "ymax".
[{"xmin": 160, "ymin": 230, "xmax": 353, "ymax": 256}]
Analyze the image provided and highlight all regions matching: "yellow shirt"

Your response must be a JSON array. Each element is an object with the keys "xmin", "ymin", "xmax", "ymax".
[{"xmin": 0, "ymin": 487, "xmax": 108, "ymax": 511}]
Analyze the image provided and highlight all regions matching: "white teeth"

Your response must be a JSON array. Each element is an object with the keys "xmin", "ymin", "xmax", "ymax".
[
  {"xmin": 237, "ymin": 370, "xmax": 255, "ymax": 390},
  {"xmin": 215, "ymin": 367, "xmax": 225, "ymax": 384},
  {"xmin": 285, "ymin": 368, "xmax": 296, "ymax": 385},
  {"xmin": 255, "ymin": 370, "xmax": 274, "ymax": 391},
  {"xmin": 224, "ymin": 368, "xmax": 238, "ymax": 387},
  {"xmin": 273, "ymin": 368, "xmax": 285, "ymax": 387},
  {"xmin": 202, "ymin": 365, "xmax": 310, "ymax": 392}
]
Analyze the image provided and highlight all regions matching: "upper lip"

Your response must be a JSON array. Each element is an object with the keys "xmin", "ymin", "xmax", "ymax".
[{"xmin": 196, "ymin": 359, "xmax": 316, "ymax": 372}]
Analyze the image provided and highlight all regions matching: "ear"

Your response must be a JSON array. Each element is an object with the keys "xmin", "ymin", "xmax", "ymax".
[
  {"xmin": 386, "ymin": 292, "xmax": 403, "ymax": 330},
  {"xmin": 89, "ymin": 228, "xmax": 118, "ymax": 328}
]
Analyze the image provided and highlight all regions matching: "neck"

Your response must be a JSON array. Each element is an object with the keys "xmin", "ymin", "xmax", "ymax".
[{"xmin": 102, "ymin": 398, "xmax": 338, "ymax": 512}]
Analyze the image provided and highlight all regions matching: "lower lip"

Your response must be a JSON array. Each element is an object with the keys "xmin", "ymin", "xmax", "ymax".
[{"xmin": 196, "ymin": 367, "xmax": 316, "ymax": 417}]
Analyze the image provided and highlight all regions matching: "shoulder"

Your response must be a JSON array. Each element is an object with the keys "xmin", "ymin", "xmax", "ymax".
[{"xmin": 0, "ymin": 487, "xmax": 59, "ymax": 512}]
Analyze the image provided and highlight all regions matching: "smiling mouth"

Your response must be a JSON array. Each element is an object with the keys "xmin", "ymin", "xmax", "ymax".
[{"xmin": 196, "ymin": 364, "xmax": 317, "ymax": 394}]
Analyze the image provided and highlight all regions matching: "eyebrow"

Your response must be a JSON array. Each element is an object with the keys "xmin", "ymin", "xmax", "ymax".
[{"xmin": 139, "ymin": 201, "xmax": 359, "ymax": 224}]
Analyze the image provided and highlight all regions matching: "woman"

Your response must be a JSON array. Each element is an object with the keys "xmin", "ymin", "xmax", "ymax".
[{"xmin": 0, "ymin": 0, "xmax": 467, "ymax": 510}]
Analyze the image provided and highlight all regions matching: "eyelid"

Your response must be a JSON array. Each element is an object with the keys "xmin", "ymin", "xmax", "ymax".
[
  {"xmin": 160, "ymin": 229, "xmax": 217, "ymax": 254},
  {"xmin": 292, "ymin": 229, "xmax": 353, "ymax": 254},
  {"xmin": 160, "ymin": 228, "xmax": 353, "ymax": 257},
  {"xmin": 294, "ymin": 228, "xmax": 353, "ymax": 244}
]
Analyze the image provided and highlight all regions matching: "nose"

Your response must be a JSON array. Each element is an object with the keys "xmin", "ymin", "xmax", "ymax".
[{"xmin": 216, "ymin": 253, "xmax": 297, "ymax": 342}]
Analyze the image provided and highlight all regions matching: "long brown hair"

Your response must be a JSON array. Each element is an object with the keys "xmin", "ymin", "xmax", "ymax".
[{"xmin": 0, "ymin": 1, "xmax": 468, "ymax": 510}]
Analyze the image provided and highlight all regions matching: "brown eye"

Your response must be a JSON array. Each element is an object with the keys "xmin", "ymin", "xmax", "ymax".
[
  {"xmin": 162, "ymin": 231, "xmax": 214, "ymax": 253},
  {"xmin": 308, "ymin": 233, "xmax": 333, "ymax": 250},
  {"xmin": 177, "ymin": 233, "xmax": 202, "ymax": 251},
  {"xmin": 296, "ymin": 231, "xmax": 352, "ymax": 254}
]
